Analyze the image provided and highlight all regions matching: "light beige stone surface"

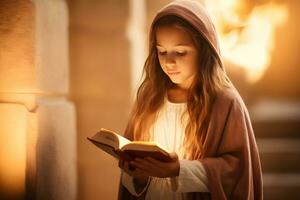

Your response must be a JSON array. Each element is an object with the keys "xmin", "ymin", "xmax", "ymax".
[
  {"xmin": 0, "ymin": 0, "xmax": 77, "ymax": 200},
  {"xmin": 0, "ymin": 0, "xmax": 69, "ymax": 94},
  {"xmin": 0, "ymin": 0, "xmax": 35, "ymax": 93},
  {"xmin": 35, "ymin": 97, "xmax": 77, "ymax": 200},
  {"xmin": 69, "ymin": 0, "xmax": 131, "ymax": 199}
]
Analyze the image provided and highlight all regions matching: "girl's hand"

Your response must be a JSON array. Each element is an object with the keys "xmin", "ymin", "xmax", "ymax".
[
  {"xmin": 119, "ymin": 159, "xmax": 149, "ymax": 185},
  {"xmin": 129, "ymin": 152, "xmax": 180, "ymax": 178}
]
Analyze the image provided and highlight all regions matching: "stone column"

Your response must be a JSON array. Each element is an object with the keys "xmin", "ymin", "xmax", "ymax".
[{"xmin": 0, "ymin": 0, "xmax": 77, "ymax": 199}]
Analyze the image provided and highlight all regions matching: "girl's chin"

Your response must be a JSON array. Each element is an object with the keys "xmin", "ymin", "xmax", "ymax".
[
  {"xmin": 169, "ymin": 75, "xmax": 184, "ymax": 82},
  {"xmin": 169, "ymin": 78, "xmax": 181, "ymax": 84},
  {"xmin": 170, "ymin": 80, "xmax": 185, "ymax": 86},
  {"xmin": 169, "ymin": 78, "xmax": 192, "ymax": 89}
]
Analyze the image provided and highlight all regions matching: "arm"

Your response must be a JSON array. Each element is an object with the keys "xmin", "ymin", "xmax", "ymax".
[
  {"xmin": 129, "ymin": 153, "xmax": 209, "ymax": 193},
  {"xmin": 170, "ymin": 160, "xmax": 209, "ymax": 192},
  {"xmin": 199, "ymin": 96, "xmax": 263, "ymax": 200}
]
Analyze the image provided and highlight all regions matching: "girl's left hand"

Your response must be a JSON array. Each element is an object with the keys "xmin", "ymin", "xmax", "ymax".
[{"xmin": 129, "ymin": 152, "xmax": 180, "ymax": 178}]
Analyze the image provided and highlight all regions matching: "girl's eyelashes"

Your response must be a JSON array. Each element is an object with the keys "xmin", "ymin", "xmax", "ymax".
[
  {"xmin": 176, "ymin": 51, "xmax": 186, "ymax": 56},
  {"xmin": 158, "ymin": 51, "xmax": 167, "ymax": 56},
  {"xmin": 157, "ymin": 51, "xmax": 187, "ymax": 56}
]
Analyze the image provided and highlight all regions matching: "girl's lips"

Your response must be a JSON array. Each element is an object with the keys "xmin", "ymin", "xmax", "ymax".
[{"xmin": 167, "ymin": 71, "xmax": 180, "ymax": 75}]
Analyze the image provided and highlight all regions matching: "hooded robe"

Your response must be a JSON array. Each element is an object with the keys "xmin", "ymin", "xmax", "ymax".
[{"xmin": 118, "ymin": 0, "xmax": 263, "ymax": 199}]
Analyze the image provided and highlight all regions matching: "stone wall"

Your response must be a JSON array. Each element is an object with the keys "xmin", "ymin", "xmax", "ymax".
[
  {"xmin": 0, "ymin": 0, "xmax": 77, "ymax": 199},
  {"xmin": 68, "ymin": 0, "xmax": 131, "ymax": 199}
]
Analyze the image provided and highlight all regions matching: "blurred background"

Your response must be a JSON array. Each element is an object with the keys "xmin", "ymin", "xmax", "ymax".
[{"xmin": 0, "ymin": 0, "xmax": 300, "ymax": 199}]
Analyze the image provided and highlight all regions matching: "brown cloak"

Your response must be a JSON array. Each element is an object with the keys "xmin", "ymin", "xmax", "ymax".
[{"xmin": 118, "ymin": 0, "xmax": 263, "ymax": 199}]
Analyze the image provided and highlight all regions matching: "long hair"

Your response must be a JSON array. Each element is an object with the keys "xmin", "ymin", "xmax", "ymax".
[{"xmin": 124, "ymin": 15, "xmax": 233, "ymax": 159}]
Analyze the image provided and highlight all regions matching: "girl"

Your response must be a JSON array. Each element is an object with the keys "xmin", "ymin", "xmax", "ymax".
[{"xmin": 118, "ymin": 0, "xmax": 263, "ymax": 199}]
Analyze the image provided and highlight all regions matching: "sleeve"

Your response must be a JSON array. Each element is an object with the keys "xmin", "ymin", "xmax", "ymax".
[
  {"xmin": 200, "ymin": 98, "xmax": 263, "ymax": 200},
  {"xmin": 170, "ymin": 160, "xmax": 209, "ymax": 192},
  {"xmin": 121, "ymin": 170, "xmax": 151, "ymax": 197}
]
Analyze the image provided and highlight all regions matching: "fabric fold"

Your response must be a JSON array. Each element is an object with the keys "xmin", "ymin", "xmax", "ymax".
[{"xmin": 121, "ymin": 171, "xmax": 151, "ymax": 197}]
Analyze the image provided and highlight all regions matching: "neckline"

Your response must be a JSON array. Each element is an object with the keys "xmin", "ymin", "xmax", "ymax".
[
  {"xmin": 166, "ymin": 88, "xmax": 188, "ymax": 106},
  {"xmin": 165, "ymin": 97, "xmax": 187, "ymax": 106}
]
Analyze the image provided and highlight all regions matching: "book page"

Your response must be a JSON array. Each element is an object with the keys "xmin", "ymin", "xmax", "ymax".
[
  {"xmin": 90, "ymin": 129, "xmax": 120, "ymax": 149},
  {"xmin": 121, "ymin": 141, "xmax": 169, "ymax": 154},
  {"xmin": 115, "ymin": 134, "xmax": 131, "ymax": 149},
  {"xmin": 88, "ymin": 139, "xmax": 120, "ymax": 160},
  {"xmin": 91, "ymin": 128, "xmax": 131, "ymax": 149}
]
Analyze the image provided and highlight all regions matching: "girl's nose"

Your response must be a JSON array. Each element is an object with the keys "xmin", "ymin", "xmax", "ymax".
[{"xmin": 165, "ymin": 53, "xmax": 176, "ymax": 68}]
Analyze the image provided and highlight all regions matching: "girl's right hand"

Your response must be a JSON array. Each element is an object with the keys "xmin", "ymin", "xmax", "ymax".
[{"xmin": 118, "ymin": 159, "xmax": 149, "ymax": 186}]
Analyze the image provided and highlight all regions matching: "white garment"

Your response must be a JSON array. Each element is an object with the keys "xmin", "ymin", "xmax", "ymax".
[{"xmin": 121, "ymin": 99, "xmax": 209, "ymax": 199}]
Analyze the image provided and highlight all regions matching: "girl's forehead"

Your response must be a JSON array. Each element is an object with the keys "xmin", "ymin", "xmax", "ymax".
[{"xmin": 155, "ymin": 25, "xmax": 194, "ymax": 47}]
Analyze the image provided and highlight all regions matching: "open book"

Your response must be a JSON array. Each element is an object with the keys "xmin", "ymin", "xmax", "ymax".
[{"xmin": 87, "ymin": 128, "xmax": 173, "ymax": 162}]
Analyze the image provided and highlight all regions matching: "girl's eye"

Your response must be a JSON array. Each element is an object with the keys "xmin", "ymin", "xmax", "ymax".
[
  {"xmin": 158, "ymin": 51, "xmax": 167, "ymax": 56},
  {"xmin": 176, "ymin": 51, "xmax": 186, "ymax": 56},
  {"xmin": 158, "ymin": 51, "xmax": 186, "ymax": 56}
]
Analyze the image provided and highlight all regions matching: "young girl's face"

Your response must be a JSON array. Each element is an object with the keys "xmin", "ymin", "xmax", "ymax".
[{"xmin": 156, "ymin": 25, "xmax": 199, "ymax": 89}]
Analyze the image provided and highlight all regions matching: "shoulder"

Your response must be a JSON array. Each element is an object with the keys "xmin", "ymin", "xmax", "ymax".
[{"xmin": 213, "ymin": 87, "xmax": 247, "ymax": 113}]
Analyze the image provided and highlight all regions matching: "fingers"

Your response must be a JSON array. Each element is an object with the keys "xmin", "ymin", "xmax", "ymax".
[
  {"xmin": 121, "ymin": 156, "xmax": 179, "ymax": 178},
  {"xmin": 131, "ymin": 158, "xmax": 156, "ymax": 172},
  {"xmin": 122, "ymin": 161, "xmax": 147, "ymax": 177},
  {"xmin": 119, "ymin": 159, "xmax": 131, "ymax": 170},
  {"xmin": 131, "ymin": 157, "xmax": 167, "ymax": 177},
  {"xmin": 169, "ymin": 152, "xmax": 179, "ymax": 161},
  {"xmin": 119, "ymin": 159, "xmax": 136, "ymax": 171},
  {"xmin": 118, "ymin": 159, "xmax": 124, "ymax": 169},
  {"xmin": 123, "ymin": 162, "xmax": 134, "ymax": 176},
  {"xmin": 122, "ymin": 161, "xmax": 133, "ymax": 175},
  {"xmin": 144, "ymin": 157, "xmax": 162, "ymax": 165},
  {"xmin": 138, "ymin": 156, "xmax": 179, "ymax": 178}
]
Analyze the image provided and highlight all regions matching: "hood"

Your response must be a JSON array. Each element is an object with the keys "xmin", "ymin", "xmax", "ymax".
[{"xmin": 150, "ymin": 0, "xmax": 224, "ymax": 70}]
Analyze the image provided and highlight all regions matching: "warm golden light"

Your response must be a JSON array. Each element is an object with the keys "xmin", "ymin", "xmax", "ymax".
[
  {"xmin": 0, "ymin": 105, "xmax": 27, "ymax": 195},
  {"xmin": 205, "ymin": 0, "xmax": 288, "ymax": 83}
]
